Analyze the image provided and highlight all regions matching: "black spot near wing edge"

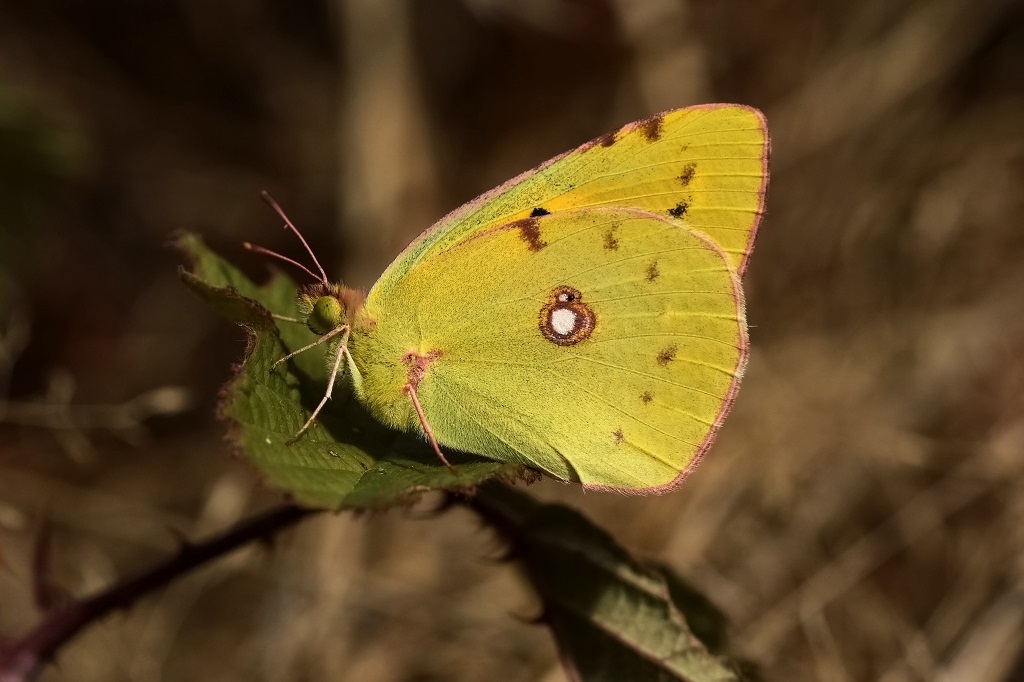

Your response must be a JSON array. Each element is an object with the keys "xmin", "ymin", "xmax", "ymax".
[
  {"xmin": 668, "ymin": 201, "xmax": 689, "ymax": 219},
  {"xmin": 638, "ymin": 114, "xmax": 664, "ymax": 142}
]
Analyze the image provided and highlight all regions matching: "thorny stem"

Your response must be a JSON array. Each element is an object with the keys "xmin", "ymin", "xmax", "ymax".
[
  {"xmin": 0, "ymin": 488, "xmax": 535, "ymax": 682},
  {"xmin": 0, "ymin": 504, "xmax": 315, "ymax": 682}
]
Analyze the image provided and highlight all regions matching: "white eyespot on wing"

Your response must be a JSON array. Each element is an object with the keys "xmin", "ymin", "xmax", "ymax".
[
  {"xmin": 551, "ymin": 308, "xmax": 577, "ymax": 336},
  {"xmin": 539, "ymin": 285, "xmax": 595, "ymax": 346}
]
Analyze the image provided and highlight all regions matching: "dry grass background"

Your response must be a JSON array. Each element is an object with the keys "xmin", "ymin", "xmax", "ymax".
[{"xmin": 1, "ymin": 0, "xmax": 1023, "ymax": 680}]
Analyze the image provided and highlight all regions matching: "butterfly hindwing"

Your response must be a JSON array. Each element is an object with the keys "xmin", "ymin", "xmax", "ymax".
[{"xmin": 349, "ymin": 207, "xmax": 747, "ymax": 492}]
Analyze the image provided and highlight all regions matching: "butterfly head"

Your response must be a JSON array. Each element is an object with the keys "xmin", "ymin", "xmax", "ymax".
[
  {"xmin": 248, "ymin": 192, "xmax": 369, "ymax": 336},
  {"xmin": 297, "ymin": 282, "xmax": 364, "ymax": 336}
]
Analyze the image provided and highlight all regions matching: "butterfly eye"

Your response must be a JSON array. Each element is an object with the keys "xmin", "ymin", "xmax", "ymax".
[
  {"xmin": 539, "ymin": 286, "xmax": 595, "ymax": 346},
  {"xmin": 308, "ymin": 296, "xmax": 344, "ymax": 335}
]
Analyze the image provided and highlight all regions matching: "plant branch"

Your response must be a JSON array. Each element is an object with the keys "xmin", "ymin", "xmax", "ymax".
[{"xmin": 0, "ymin": 503, "xmax": 316, "ymax": 682}]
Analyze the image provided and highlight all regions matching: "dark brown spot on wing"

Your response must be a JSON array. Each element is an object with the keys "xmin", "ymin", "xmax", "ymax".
[
  {"xmin": 679, "ymin": 162, "xmax": 697, "ymax": 186},
  {"xmin": 646, "ymin": 261, "xmax": 660, "ymax": 282},
  {"xmin": 613, "ymin": 428, "xmax": 624, "ymax": 444},
  {"xmin": 641, "ymin": 391, "xmax": 653, "ymax": 404},
  {"xmin": 582, "ymin": 130, "xmax": 618, "ymax": 152},
  {"xmin": 510, "ymin": 217, "xmax": 547, "ymax": 252},
  {"xmin": 657, "ymin": 345, "xmax": 677, "ymax": 366},
  {"xmin": 603, "ymin": 226, "xmax": 619, "ymax": 250},
  {"xmin": 668, "ymin": 200, "xmax": 689, "ymax": 219},
  {"xmin": 530, "ymin": 207, "xmax": 550, "ymax": 217},
  {"xmin": 638, "ymin": 114, "xmax": 664, "ymax": 142}
]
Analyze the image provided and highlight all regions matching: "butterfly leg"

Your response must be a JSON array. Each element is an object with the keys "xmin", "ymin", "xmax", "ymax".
[
  {"xmin": 271, "ymin": 313, "xmax": 304, "ymax": 324},
  {"xmin": 403, "ymin": 383, "xmax": 456, "ymax": 472},
  {"xmin": 272, "ymin": 324, "xmax": 348, "ymax": 370},
  {"xmin": 287, "ymin": 337, "xmax": 349, "ymax": 443}
]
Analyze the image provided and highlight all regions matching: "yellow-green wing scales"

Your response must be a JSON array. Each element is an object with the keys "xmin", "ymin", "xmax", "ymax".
[
  {"xmin": 347, "ymin": 208, "xmax": 747, "ymax": 492},
  {"xmin": 373, "ymin": 103, "xmax": 768, "ymax": 307}
]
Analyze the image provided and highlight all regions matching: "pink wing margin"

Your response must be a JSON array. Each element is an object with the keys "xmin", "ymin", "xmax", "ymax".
[
  {"xmin": 580, "ymin": 223, "xmax": 751, "ymax": 495},
  {"xmin": 724, "ymin": 104, "xmax": 771, "ymax": 278}
]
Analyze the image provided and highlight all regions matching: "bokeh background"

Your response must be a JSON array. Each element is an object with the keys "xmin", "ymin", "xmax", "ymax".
[{"xmin": 2, "ymin": 1, "xmax": 1023, "ymax": 680}]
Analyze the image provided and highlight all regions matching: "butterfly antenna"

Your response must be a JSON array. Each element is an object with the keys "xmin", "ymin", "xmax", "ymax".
[
  {"xmin": 243, "ymin": 242, "xmax": 323, "ymax": 282},
  {"xmin": 260, "ymin": 190, "xmax": 330, "ymax": 285}
]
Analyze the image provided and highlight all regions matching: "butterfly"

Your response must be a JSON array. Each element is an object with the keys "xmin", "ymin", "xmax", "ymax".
[{"xmin": 251, "ymin": 104, "xmax": 769, "ymax": 494}]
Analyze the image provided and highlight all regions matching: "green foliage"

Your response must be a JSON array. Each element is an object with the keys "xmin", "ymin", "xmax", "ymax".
[
  {"xmin": 472, "ymin": 484, "xmax": 747, "ymax": 682},
  {"xmin": 176, "ymin": 233, "xmax": 519, "ymax": 509}
]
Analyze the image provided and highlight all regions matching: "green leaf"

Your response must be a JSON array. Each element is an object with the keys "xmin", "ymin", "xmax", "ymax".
[
  {"xmin": 175, "ymin": 232, "xmax": 521, "ymax": 509},
  {"xmin": 470, "ymin": 483, "xmax": 749, "ymax": 682}
]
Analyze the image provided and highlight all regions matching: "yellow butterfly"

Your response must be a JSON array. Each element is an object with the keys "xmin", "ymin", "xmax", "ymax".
[{"xmin": 256, "ymin": 104, "xmax": 769, "ymax": 494}]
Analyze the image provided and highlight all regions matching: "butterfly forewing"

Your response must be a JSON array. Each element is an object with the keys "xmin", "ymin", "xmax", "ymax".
[{"xmin": 373, "ymin": 104, "xmax": 768, "ymax": 305}]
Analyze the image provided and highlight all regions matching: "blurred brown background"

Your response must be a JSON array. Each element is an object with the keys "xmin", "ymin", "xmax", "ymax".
[{"xmin": 1, "ymin": 1, "xmax": 1023, "ymax": 680}]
